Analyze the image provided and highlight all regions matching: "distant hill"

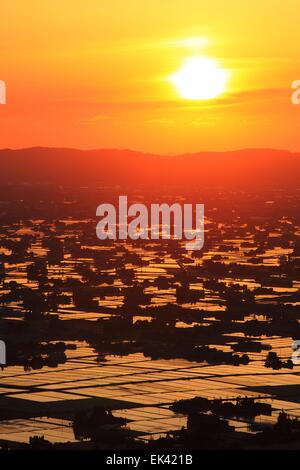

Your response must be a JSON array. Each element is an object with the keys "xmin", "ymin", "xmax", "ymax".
[{"xmin": 0, "ymin": 147, "xmax": 299, "ymax": 188}]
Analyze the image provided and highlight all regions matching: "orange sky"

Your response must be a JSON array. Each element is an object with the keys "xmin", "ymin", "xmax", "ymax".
[{"xmin": 0, "ymin": 0, "xmax": 299, "ymax": 154}]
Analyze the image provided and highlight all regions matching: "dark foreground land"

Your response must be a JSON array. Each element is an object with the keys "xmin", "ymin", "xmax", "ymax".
[{"xmin": 0, "ymin": 170, "xmax": 300, "ymax": 449}]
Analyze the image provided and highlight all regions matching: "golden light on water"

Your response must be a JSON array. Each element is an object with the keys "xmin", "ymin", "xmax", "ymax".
[{"xmin": 171, "ymin": 56, "xmax": 229, "ymax": 100}]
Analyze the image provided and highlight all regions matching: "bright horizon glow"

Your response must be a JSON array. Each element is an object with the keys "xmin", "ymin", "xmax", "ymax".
[
  {"xmin": 175, "ymin": 37, "xmax": 209, "ymax": 48},
  {"xmin": 171, "ymin": 57, "xmax": 229, "ymax": 100}
]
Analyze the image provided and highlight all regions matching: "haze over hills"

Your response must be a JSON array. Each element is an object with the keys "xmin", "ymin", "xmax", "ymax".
[{"xmin": 0, "ymin": 147, "xmax": 299, "ymax": 188}]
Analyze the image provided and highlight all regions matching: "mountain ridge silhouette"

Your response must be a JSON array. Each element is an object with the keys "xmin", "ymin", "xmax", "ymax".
[{"xmin": 0, "ymin": 147, "xmax": 298, "ymax": 188}]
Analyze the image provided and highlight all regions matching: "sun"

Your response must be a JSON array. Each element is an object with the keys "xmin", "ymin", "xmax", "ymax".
[{"xmin": 171, "ymin": 57, "xmax": 228, "ymax": 100}]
